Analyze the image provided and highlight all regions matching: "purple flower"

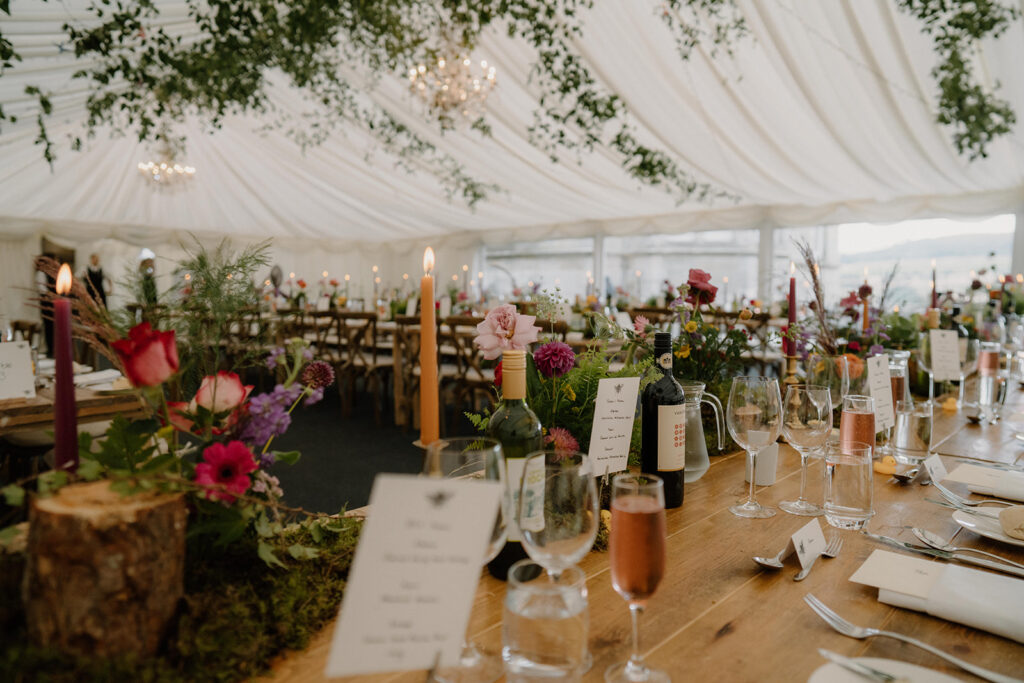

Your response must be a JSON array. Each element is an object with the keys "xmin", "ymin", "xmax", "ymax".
[
  {"xmin": 302, "ymin": 347, "xmax": 314, "ymax": 361},
  {"xmin": 533, "ymin": 341, "xmax": 576, "ymax": 378},
  {"xmin": 304, "ymin": 386, "xmax": 325, "ymax": 406},
  {"xmin": 266, "ymin": 347, "xmax": 286, "ymax": 369},
  {"xmin": 301, "ymin": 360, "xmax": 335, "ymax": 389},
  {"xmin": 869, "ymin": 344, "xmax": 886, "ymax": 356}
]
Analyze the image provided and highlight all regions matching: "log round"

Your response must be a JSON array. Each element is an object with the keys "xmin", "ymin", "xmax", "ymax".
[{"xmin": 23, "ymin": 480, "xmax": 187, "ymax": 656}]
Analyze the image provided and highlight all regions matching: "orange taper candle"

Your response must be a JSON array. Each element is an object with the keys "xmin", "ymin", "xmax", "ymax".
[{"xmin": 419, "ymin": 248, "xmax": 439, "ymax": 446}]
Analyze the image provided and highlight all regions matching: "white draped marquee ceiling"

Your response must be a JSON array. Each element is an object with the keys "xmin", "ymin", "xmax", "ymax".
[{"xmin": 0, "ymin": 1, "xmax": 1022, "ymax": 256}]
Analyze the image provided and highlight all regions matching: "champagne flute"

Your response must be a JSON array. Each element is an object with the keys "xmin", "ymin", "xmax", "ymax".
[
  {"xmin": 779, "ymin": 384, "xmax": 831, "ymax": 516},
  {"xmin": 916, "ymin": 331, "xmax": 939, "ymax": 407},
  {"xmin": 604, "ymin": 473, "xmax": 668, "ymax": 683},
  {"xmin": 727, "ymin": 376, "xmax": 782, "ymax": 518},
  {"xmin": 424, "ymin": 437, "xmax": 509, "ymax": 683},
  {"xmin": 518, "ymin": 449, "xmax": 599, "ymax": 578}
]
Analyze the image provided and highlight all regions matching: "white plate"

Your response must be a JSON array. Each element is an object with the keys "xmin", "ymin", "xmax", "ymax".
[
  {"xmin": 809, "ymin": 657, "xmax": 960, "ymax": 683},
  {"xmin": 952, "ymin": 509, "xmax": 1024, "ymax": 548}
]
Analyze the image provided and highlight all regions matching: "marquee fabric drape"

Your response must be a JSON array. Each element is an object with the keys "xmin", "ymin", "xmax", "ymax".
[{"xmin": 0, "ymin": 1, "xmax": 1022, "ymax": 256}]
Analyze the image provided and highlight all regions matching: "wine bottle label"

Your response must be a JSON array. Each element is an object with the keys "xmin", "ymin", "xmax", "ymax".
[
  {"xmin": 505, "ymin": 457, "xmax": 527, "ymax": 541},
  {"xmin": 658, "ymin": 352, "xmax": 673, "ymax": 370},
  {"xmin": 657, "ymin": 404, "xmax": 686, "ymax": 471},
  {"xmin": 519, "ymin": 456, "xmax": 546, "ymax": 533}
]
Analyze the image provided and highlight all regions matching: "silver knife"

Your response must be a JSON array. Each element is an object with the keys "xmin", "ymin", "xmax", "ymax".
[
  {"xmin": 862, "ymin": 532, "xmax": 1024, "ymax": 578},
  {"xmin": 818, "ymin": 648, "xmax": 909, "ymax": 682}
]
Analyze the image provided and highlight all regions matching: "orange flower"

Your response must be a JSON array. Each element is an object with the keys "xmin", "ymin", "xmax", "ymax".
[{"xmin": 841, "ymin": 353, "xmax": 865, "ymax": 380}]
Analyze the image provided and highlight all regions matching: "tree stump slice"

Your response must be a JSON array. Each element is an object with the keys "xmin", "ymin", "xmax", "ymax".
[{"xmin": 23, "ymin": 480, "xmax": 187, "ymax": 656}]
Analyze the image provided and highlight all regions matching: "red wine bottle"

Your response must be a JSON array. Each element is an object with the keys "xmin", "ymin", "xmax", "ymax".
[{"xmin": 641, "ymin": 332, "xmax": 686, "ymax": 508}]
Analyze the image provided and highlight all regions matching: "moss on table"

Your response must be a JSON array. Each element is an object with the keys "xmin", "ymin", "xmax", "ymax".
[{"xmin": 0, "ymin": 517, "xmax": 362, "ymax": 682}]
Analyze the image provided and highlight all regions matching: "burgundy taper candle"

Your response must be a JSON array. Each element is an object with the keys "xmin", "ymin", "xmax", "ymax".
[
  {"xmin": 53, "ymin": 264, "xmax": 78, "ymax": 471},
  {"xmin": 786, "ymin": 262, "xmax": 796, "ymax": 355}
]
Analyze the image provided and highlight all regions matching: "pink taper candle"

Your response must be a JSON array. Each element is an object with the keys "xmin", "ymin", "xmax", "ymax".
[
  {"xmin": 786, "ymin": 262, "xmax": 796, "ymax": 355},
  {"xmin": 419, "ymin": 248, "xmax": 439, "ymax": 446},
  {"xmin": 53, "ymin": 264, "xmax": 78, "ymax": 471}
]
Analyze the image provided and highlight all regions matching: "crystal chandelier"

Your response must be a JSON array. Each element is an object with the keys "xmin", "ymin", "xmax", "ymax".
[
  {"xmin": 408, "ymin": 49, "xmax": 497, "ymax": 128},
  {"xmin": 137, "ymin": 137, "xmax": 196, "ymax": 185}
]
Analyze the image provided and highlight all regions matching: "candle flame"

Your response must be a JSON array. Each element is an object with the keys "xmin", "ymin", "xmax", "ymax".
[
  {"xmin": 462, "ymin": 264, "xmax": 469, "ymax": 272},
  {"xmin": 999, "ymin": 275, "xmax": 1006, "ymax": 284},
  {"xmin": 289, "ymin": 272, "xmax": 295, "ymax": 279},
  {"xmin": 1017, "ymin": 274, "xmax": 1023, "ymax": 283},
  {"xmin": 372, "ymin": 265, "xmax": 379, "ymax": 273},
  {"xmin": 56, "ymin": 263, "xmax": 72, "ymax": 294},
  {"xmin": 403, "ymin": 273, "xmax": 409, "ymax": 280},
  {"xmin": 477, "ymin": 271, "xmax": 483, "ymax": 279},
  {"xmin": 894, "ymin": 305, "xmax": 900, "ymax": 313},
  {"xmin": 322, "ymin": 270, "xmax": 328, "ymax": 278},
  {"xmin": 344, "ymin": 274, "xmax": 350, "ymax": 281},
  {"xmin": 423, "ymin": 247, "xmax": 435, "ymax": 274},
  {"xmin": 929, "ymin": 279, "xmax": 934, "ymax": 288},
  {"xmin": 723, "ymin": 276, "xmax": 729, "ymax": 283},
  {"xmin": 789, "ymin": 262, "xmax": 795, "ymax": 275}
]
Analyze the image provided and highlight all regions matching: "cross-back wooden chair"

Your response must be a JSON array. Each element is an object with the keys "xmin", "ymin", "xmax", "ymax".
[{"xmin": 443, "ymin": 315, "xmax": 495, "ymax": 412}]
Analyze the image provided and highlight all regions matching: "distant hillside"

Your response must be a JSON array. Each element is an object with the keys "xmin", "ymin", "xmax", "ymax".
[{"xmin": 842, "ymin": 232, "xmax": 1012, "ymax": 263}]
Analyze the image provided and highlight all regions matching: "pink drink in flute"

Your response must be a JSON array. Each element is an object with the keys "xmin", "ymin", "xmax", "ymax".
[
  {"xmin": 605, "ymin": 474, "xmax": 669, "ymax": 683},
  {"xmin": 610, "ymin": 496, "xmax": 666, "ymax": 603},
  {"xmin": 840, "ymin": 395, "xmax": 875, "ymax": 454}
]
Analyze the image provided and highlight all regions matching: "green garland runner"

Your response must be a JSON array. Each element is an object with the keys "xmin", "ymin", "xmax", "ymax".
[{"xmin": 0, "ymin": 517, "xmax": 362, "ymax": 682}]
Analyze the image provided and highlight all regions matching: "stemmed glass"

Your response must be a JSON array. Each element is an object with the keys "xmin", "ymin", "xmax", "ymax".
[
  {"xmin": 518, "ymin": 449, "xmax": 599, "ymax": 577},
  {"xmin": 779, "ymin": 384, "xmax": 832, "ymax": 516},
  {"xmin": 423, "ymin": 437, "xmax": 509, "ymax": 683},
  {"xmin": 916, "ymin": 331, "xmax": 940, "ymax": 406},
  {"xmin": 957, "ymin": 338, "xmax": 980, "ymax": 407},
  {"xmin": 727, "ymin": 376, "xmax": 782, "ymax": 518},
  {"xmin": 806, "ymin": 353, "xmax": 849, "ymax": 423},
  {"xmin": 604, "ymin": 473, "xmax": 668, "ymax": 683}
]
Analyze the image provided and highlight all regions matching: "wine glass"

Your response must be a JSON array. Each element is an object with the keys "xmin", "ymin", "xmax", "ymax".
[
  {"xmin": 779, "ymin": 384, "xmax": 831, "ymax": 516},
  {"xmin": 957, "ymin": 338, "xmax": 980, "ymax": 407},
  {"xmin": 423, "ymin": 437, "xmax": 509, "ymax": 683},
  {"xmin": 604, "ymin": 473, "xmax": 668, "ymax": 683},
  {"xmin": 916, "ymin": 331, "xmax": 940, "ymax": 406},
  {"xmin": 518, "ymin": 449, "xmax": 599, "ymax": 577},
  {"xmin": 805, "ymin": 353, "xmax": 849, "ymax": 421},
  {"xmin": 726, "ymin": 376, "xmax": 782, "ymax": 518}
]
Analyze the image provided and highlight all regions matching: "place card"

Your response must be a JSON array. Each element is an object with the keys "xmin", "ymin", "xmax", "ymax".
[
  {"xmin": 865, "ymin": 355, "xmax": 894, "ymax": 433},
  {"xmin": 324, "ymin": 474, "xmax": 501, "ymax": 677},
  {"xmin": 850, "ymin": 549, "xmax": 941, "ymax": 601},
  {"xmin": 587, "ymin": 377, "xmax": 641, "ymax": 475},
  {"xmin": 439, "ymin": 295, "xmax": 452, "ymax": 318},
  {"xmin": 923, "ymin": 453, "xmax": 948, "ymax": 483},
  {"xmin": 929, "ymin": 329, "xmax": 961, "ymax": 382},
  {"xmin": 945, "ymin": 463, "xmax": 1024, "ymax": 488},
  {"xmin": 0, "ymin": 341, "xmax": 35, "ymax": 400},
  {"xmin": 788, "ymin": 518, "xmax": 827, "ymax": 570},
  {"xmin": 614, "ymin": 311, "xmax": 633, "ymax": 329},
  {"xmin": 405, "ymin": 297, "xmax": 417, "ymax": 316}
]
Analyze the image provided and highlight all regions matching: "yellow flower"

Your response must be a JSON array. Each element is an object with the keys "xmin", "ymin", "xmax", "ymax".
[
  {"xmin": 562, "ymin": 384, "xmax": 577, "ymax": 401},
  {"xmin": 675, "ymin": 345, "xmax": 691, "ymax": 359},
  {"xmin": 963, "ymin": 316, "xmax": 974, "ymax": 325},
  {"xmin": 684, "ymin": 320, "xmax": 698, "ymax": 333}
]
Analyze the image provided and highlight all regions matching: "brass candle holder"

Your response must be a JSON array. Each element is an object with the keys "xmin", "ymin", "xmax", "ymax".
[{"xmin": 783, "ymin": 355, "xmax": 801, "ymax": 386}]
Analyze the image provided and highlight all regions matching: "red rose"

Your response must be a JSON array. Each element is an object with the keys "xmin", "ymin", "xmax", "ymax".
[
  {"xmin": 494, "ymin": 360, "xmax": 503, "ymax": 388},
  {"xmin": 111, "ymin": 322, "xmax": 179, "ymax": 387},
  {"xmin": 166, "ymin": 401, "xmax": 194, "ymax": 432},
  {"xmin": 297, "ymin": 279, "xmax": 307, "ymax": 289},
  {"xmin": 685, "ymin": 269, "xmax": 718, "ymax": 306},
  {"xmin": 847, "ymin": 341, "xmax": 861, "ymax": 352}
]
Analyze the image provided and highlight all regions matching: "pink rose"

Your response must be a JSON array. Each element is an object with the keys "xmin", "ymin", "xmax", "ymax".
[
  {"xmin": 111, "ymin": 322, "xmax": 179, "ymax": 387},
  {"xmin": 685, "ymin": 269, "xmax": 718, "ymax": 306},
  {"xmin": 474, "ymin": 304, "xmax": 541, "ymax": 360},
  {"xmin": 166, "ymin": 401, "xmax": 195, "ymax": 433},
  {"xmin": 194, "ymin": 371, "xmax": 254, "ymax": 415}
]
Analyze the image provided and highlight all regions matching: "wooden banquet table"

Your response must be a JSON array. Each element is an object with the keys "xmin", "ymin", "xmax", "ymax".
[
  {"xmin": 0, "ymin": 386, "xmax": 146, "ymax": 437},
  {"xmin": 267, "ymin": 397, "xmax": 1024, "ymax": 682}
]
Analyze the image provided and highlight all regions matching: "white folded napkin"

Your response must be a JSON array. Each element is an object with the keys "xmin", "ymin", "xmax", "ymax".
[
  {"xmin": 73, "ymin": 369, "xmax": 123, "ymax": 386},
  {"xmin": 879, "ymin": 562, "xmax": 1024, "ymax": 644},
  {"xmin": 969, "ymin": 481, "xmax": 1024, "ymax": 503}
]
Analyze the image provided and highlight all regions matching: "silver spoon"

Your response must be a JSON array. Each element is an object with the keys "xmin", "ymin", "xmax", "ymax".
[
  {"xmin": 890, "ymin": 467, "xmax": 919, "ymax": 484},
  {"xmin": 911, "ymin": 528, "xmax": 1024, "ymax": 570},
  {"xmin": 753, "ymin": 544, "xmax": 790, "ymax": 569}
]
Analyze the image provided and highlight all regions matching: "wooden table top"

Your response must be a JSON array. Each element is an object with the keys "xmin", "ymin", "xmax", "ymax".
[
  {"xmin": 267, "ymin": 397, "xmax": 1024, "ymax": 682},
  {"xmin": 0, "ymin": 387, "xmax": 147, "ymax": 436}
]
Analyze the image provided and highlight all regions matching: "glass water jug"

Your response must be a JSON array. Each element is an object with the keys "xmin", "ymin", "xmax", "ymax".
[{"xmin": 678, "ymin": 381, "xmax": 724, "ymax": 483}]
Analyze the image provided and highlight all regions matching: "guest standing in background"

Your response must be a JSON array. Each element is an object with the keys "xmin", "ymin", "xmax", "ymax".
[
  {"xmin": 35, "ymin": 255, "xmax": 56, "ymax": 357},
  {"xmin": 83, "ymin": 253, "xmax": 112, "ymax": 308}
]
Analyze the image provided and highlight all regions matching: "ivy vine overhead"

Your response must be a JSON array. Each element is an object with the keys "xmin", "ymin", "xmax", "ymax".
[{"xmin": 0, "ymin": 1, "xmax": 1021, "ymax": 246}]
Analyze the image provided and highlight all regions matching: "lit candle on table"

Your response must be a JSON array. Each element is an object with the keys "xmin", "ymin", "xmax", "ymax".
[
  {"xmin": 478, "ymin": 271, "xmax": 484, "ymax": 303},
  {"xmin": 462, "ymin": 265, "xmax": 469, "ymax": 294},
  {"xmin": 999, "ymin": 274, "xmax": 1007, "ymax": 293},
  {"xmin": 931, "ymin": 260, "xmax": 938, "ymax": 308},
  {"xmin": 787, "ymin": 263, "xmax": 796, "ymax": 355},
  {"xmin": 53, "ymin": 264, "xmax": 78, "ymax": 471},
  {"xmin": 722, "ymin": 276, "xmax": 729, "ymax": 311},
  {"xmin": 420, "ymin": 248, "xmax": 439, "ymax": 446}
]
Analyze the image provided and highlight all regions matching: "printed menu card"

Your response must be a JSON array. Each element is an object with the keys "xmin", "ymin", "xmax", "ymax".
[
  {"xmin": 588, "ymin": 377, "xmax": 641, "ymax": 475},
  {"xmin": 929, "ymin": 329, "xmax": 961, "ymax": 382},
  {"xmin": 325, "ymin": 473, "xmax": 501, "ymax": 677},
  {"xmin": 0, "ymin": 341, "xmax": 35, "ymax": 400}
]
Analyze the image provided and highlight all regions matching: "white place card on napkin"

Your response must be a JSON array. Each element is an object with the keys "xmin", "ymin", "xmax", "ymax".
[
  {"xmin": 0, "ymin": 341, "xmax": 35, "ymax": 400},
  {"xmin": 866, "ymin": 355, "xmax": 894, "ymax": 433},
  {"xmin": 923, "ymin": 453, "xmax": 948, "ymax": 484},
  {"xmin": 588, "ymin": 377, "xmax": 641, "ymax": 475},
  {"xmin": 945, "ymin": 463, "xmax": 1024, "ymax": 502},
  {"xmin": 324, "ymin": 474, "xmax": 501, "ymax": 677},
  {"xmin": 929, "ymin": 329, "xmax": 961, "ymax": 382},
  {"xmin": 851, "ymin": 549, "xmax": 1024, "ymax": 644}
]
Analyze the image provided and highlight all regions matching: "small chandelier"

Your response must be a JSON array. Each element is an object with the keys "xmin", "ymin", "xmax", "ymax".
[
  {"xmin": 408, "ymin": 49, "xmax": 497, "ymax": 128},
  {"xmin": 137, "ymin": 137, "xmax": 196, "ymax": 185}
]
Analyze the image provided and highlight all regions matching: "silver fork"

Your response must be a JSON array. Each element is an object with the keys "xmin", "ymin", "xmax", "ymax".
[
  {"xmin": 803, "ymin": 594, "xmax": 1022, "ymax": 683},
  {"xmin": 794, "ymin": 534, "xmax": 843, "ymax": 581},
  {"xmin": 933, "ymin": 480, "xmax": 1014, "ymax": 507}
]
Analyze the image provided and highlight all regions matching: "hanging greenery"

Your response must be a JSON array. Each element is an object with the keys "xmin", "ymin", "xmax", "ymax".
[{"xmin": 0, "ymin": 0, "xmax": 1018, "ymax": 204}]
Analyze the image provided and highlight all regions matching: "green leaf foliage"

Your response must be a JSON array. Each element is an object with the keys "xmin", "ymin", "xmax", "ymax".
[
  {"xmin": 0, "ymin": 485, "xmax": 24, "ymax": 507},
  {"xmin": 257, "ymin": 540, "xmax": 287, "ymax": 569}
]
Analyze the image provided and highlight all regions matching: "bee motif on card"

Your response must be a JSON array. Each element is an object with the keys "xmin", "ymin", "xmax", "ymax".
[
  {"xmin": 426, "ymin": 490, "xmax": 453, "ymax": 508},
  {"xmin": 614, "ymin": 383, "xmax": 623, "ymax": 394}
]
